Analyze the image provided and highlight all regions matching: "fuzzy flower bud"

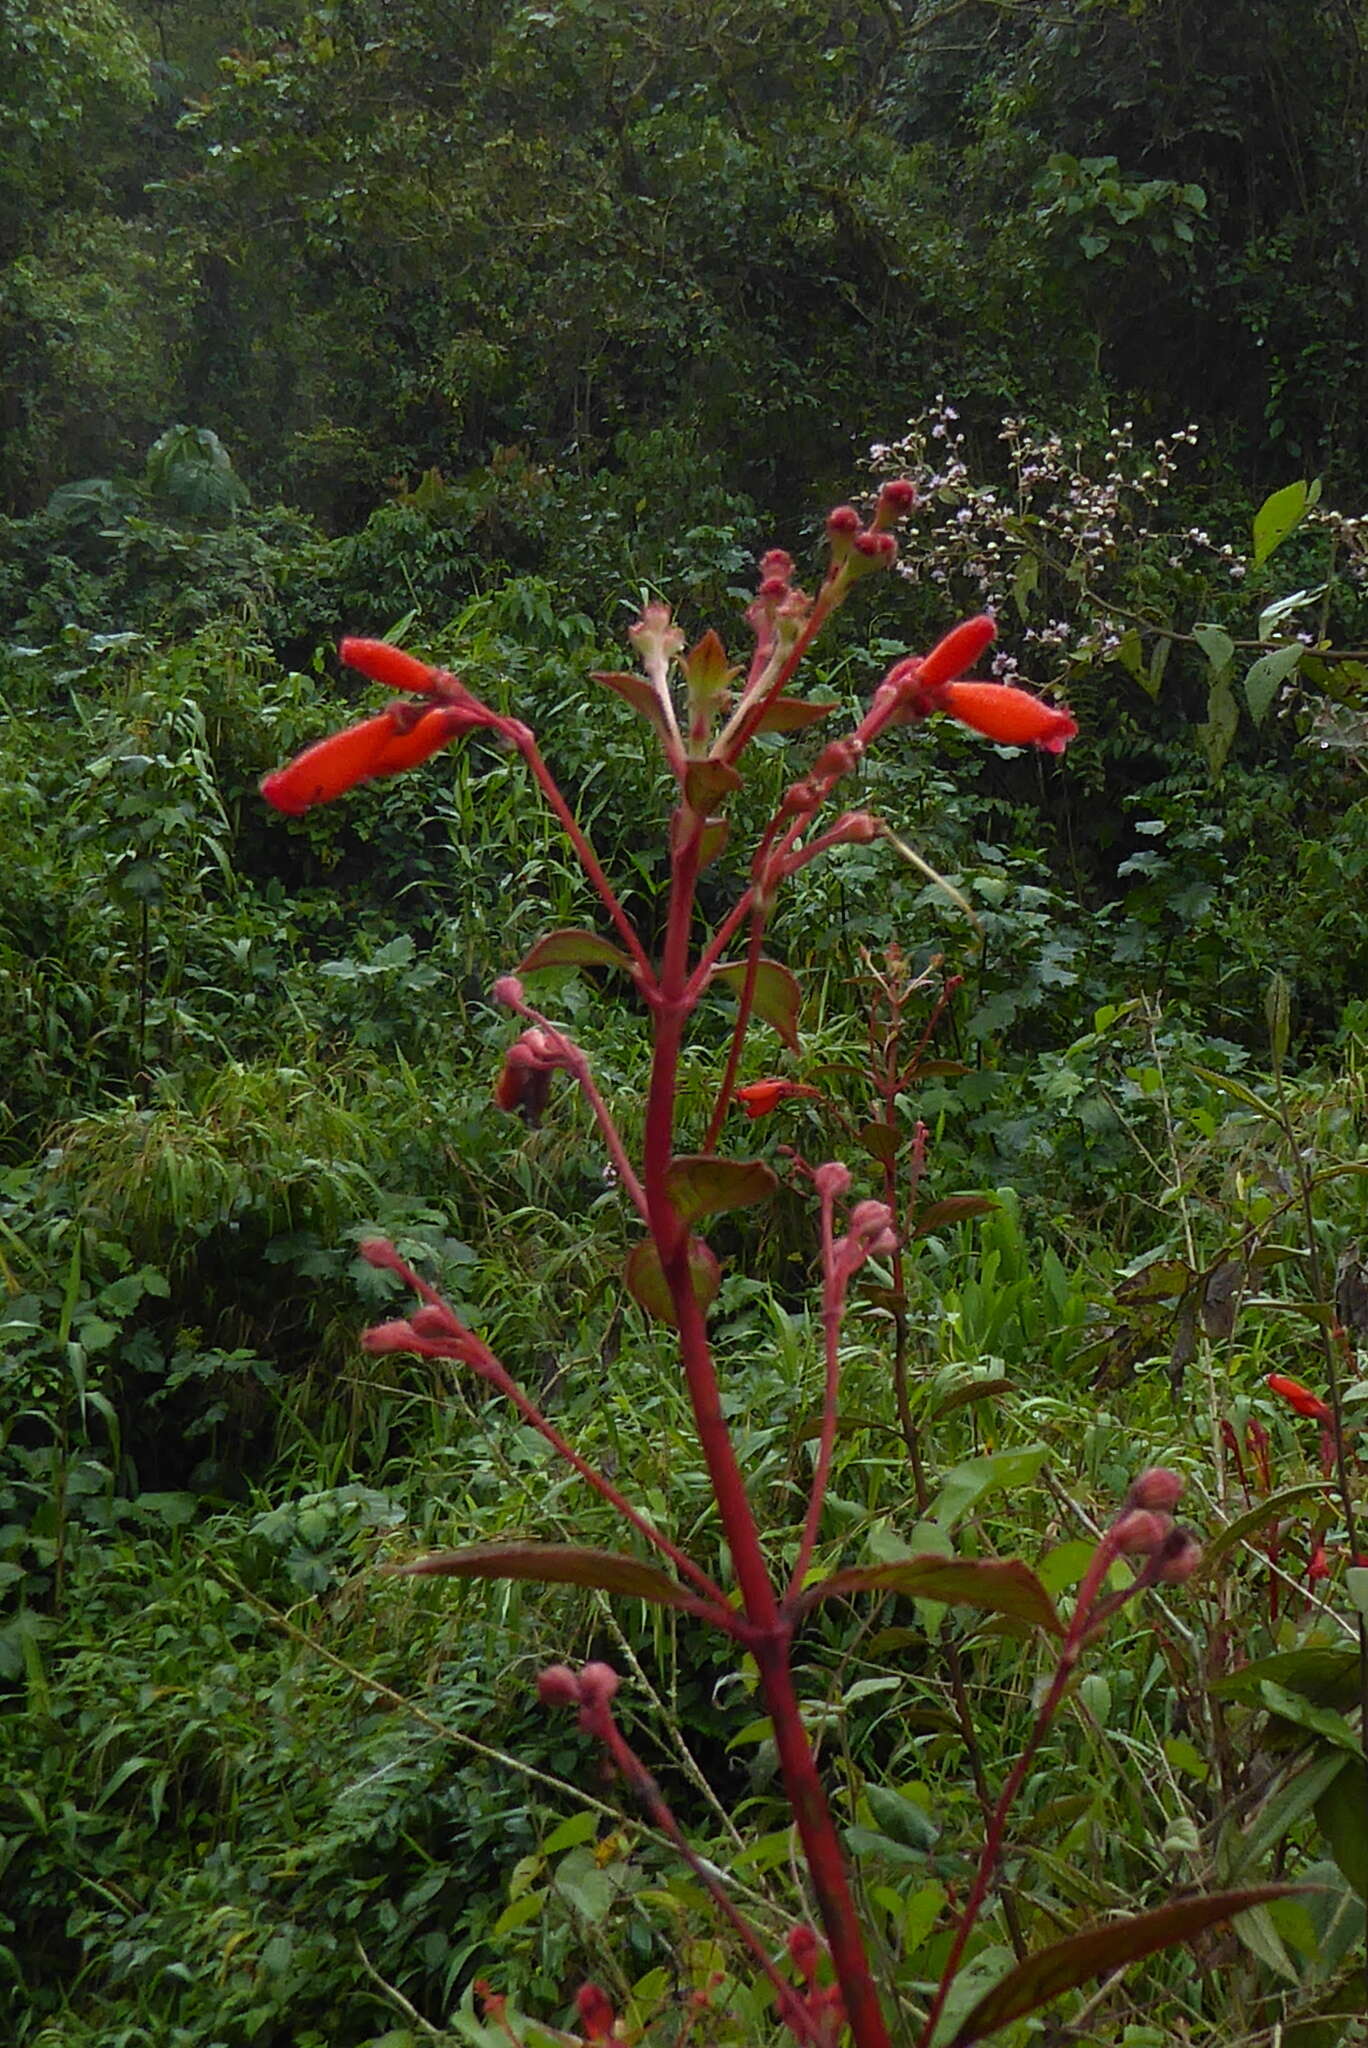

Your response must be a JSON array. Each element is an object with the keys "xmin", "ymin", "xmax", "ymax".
[
  {"xmin": 536, "ymin": 1664, "xmax": 582, "ymax": 1708},
  {"xmin": 825, "ymin": 505, "xmax": 861, "ymax": 537},
  {"xmin": 576, "ymin": 1662, "xmax": 621, "ymax": 1710},
  {"xmin": 491, "ymin": 974, "xmax": 525, "ymax": 1010},
  {"xmin": 1154, "ymin": 1530, "xmax": 1203, "ymax": 1584},
  {"xmin": 1112, "ymin": 1508, "xmax": 1169, "ymax": 1555},
  {"xmin": 575, "ymin": 1983, "xmax": 617, "ymax": 2042},
  {"xmin": 813, "ymin": 1161, "xmax": 852, "ymax": 1200},
  {"xmin": 1126, "ymin": 1467, "xmax": 1185, "ymax": 1513},
  {"xmin": 787, "ymin": 1924, "xmax": 821, "ymax": 1985}
]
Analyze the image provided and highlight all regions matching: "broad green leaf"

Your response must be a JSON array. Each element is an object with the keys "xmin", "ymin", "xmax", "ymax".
[
  {"xmin": 1193, "ymin": 623, "xmax": 1236, "ymax": 677},
  {"xmin": 384, "ymin": 1540, "xmax": 698, "ymax": 1610},
  {"xmin": 798, "ymin": 1554, "xmax": 1062, "ymax": 1637},
  {"xmin": 930, "ymin": 1376, "xmax": 1012, "ymax": 1420},
  {"xmin": 1316, "ymin": 1773, "xmax": 1368, "ymax": 1898},
  {"xmin": 1211, "ymin": 1647, "xmax": 1360, "ymax": 1712},
  {"xmin": 1258, "ymin": 1681, "xmax": 1363, "ymax": 1757},
  {"xmin": 1238, "ymin": 1748, "xmax": 1350, "ymax": 1871},
  {"xmin": 665, "ymin": 1154, "xmax": 777, "ymax": 1224},
  {"xmin": 1243, "ymin": 642, "xmax": 1302, "ymax": 725},
  {"xmin": 864, "ymin": 1784, "xmax": 940, "ymax": 1851},
  {"xmin": 1200, "ymin": 1481, "xmax": 1331, "ymax": 1573},
  {"xmin": 1345, "ymin": 1566, "xmax": 1368, "ymax": 1623},
  {"xmin": 517, "ymin": 928, "xmax": 634, "ymax": 974},
  {"xmin": 1115, "ymin": 1257, "xmax": 1194, "ymax": 1303},
  {"xmin": 624, "ymin": 1234, "xmax": 721, "ymax": 1328},
  {"xmin": 1195, "ymin": 672, "xmax": 1238, "ymax": 774},
  {"xmin": 542, "ymin": 1810, "xmax": 599, "ymax": 1855},
  {"xmin": 1252, "ymin": 480, "xmax": 1308, "ymax": 567},
  {"xmin": 944, "ymin": 1888, "xmax": 1294, "ymax": 2046},
  {"xmin": 930, "ymin": 1444, "xmax": 1050, "ymax": 1531},
  {"xmin": 711, "ymin": 958, "xmax": 802, "ymax": 1051}
]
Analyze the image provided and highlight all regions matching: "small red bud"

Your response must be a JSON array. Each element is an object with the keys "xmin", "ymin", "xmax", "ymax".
[
  {"xmin": 787, "ymin": 1924, "xmax": 821, "ymax": 1985},
  {"xmin": 577, "ymin": 1662, "xmax": 621, "ymax": 1710},
  {"xmin": 813, "ymin": 1161, "xmax": 852, "ymax": 1199},
  {"xmin": 1112, "ymin": 1509, "xmax": 1167, "ymax": 1555},
  {"xmin": 826, "ymin": 505, "xmax": 861, "ymax": 537},
  {"xmin": 759, "ymin": 548, "xmax": 794, "ymax": 581},
  {"xmin": 759, "ymin": 575, "xmax": 790, "ymax": 600},
  {"xmin": 877, "ymin": 478, "xmax": 917, "ymax": 517},
  {"xmin": 492, "ymin": 974, "xmax": 525, "ymax": 1009},
  {"xmin": 1126, "ymin": 1467, "xmax": 1185, "ymax": 1513},
  {"xmin": 537, "ymin": 1664, "xmax": 582, "ymax": 1707},
  {"xmin": 1154, "ymin": 1530, "xmax": 1203, "ymax": 1584},
  {"xmin": 575, "ymin": 1983, "xmax": 616, "ymax": 2041}
]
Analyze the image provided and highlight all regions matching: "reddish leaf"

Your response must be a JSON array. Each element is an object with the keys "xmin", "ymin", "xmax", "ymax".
[
  {"xmin": 913, "ymin": 1059, "xmax": 970, "ymax": 1078},
  {"xmin": 945, "ymin": 1887, "xmax": 1296, "ymax": 2046},
  {"xmin": 711, "ymin": 958, "xmax": 802, "ymax": 1052},
  {"xmin": 666, "ymin": 1154, "xmax": 778, "ymax": 1225},
  {"xmin": 1115, "ymin": 1258, "xmax": 1195, "ymax": 1304},
  {"xmin": 682, "ymin": 628, "xmax": 738, "ymax": 710},
  {"xmin": 590, "ymin": 670, "xmax": 670, "ymax": 744},
  {"xmin": 753, "ymin": 696, "xmax": 836, "ymax": 733},
  {"xmin": 625, "ymin": 1234, "xmax": 721, "ymax": 1327},
  {"xmin": 684, "ymin": 758, "xmax": 743, "ymax": 816},
  {"xmin": 385, "ymin": 1541, "xmax": 697, "ymax": 1610},
  {"xmin": 798, "ymin": 1556, "xmax": 1062, "ymax": 1637},
  {"xmin": 670, "ymin": 810, "xmax": 730, "ymax": 867},
  {"xmin": 912, "ymin": 1195, "xmax": 998, "ymax": 1237},
  {"xmin": 517, "ymin": 929, "xmax": 635, "ymax": 974},
  {"xmin": 859, "ymin": 1120, "xmax": 900, "ymax": 1166}
]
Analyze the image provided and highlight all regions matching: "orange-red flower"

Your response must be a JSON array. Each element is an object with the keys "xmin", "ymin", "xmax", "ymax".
[
  {"xmin": 339, "ymin": 636, "xmax": 442, "ymax": 694},
  {"xmin": 936, "ymin": 680, "xmax": 1078, "ymax": 755},
  {"xmin": 1266, "ymin": 1373, "xmax": 1333, "ymax": 1423},
  {"xmin": 260, "ymin": 703, "xmax": 476, "ymax": 814},
  {"xmin": 734, "ymin": 1078, "xmax": 822, "ymax": 1118}
]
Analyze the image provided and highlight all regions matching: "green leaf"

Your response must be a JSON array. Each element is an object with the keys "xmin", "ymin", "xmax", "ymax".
[
  {"xmin": 1211, "ymin": 1647, "xmax": 1361, "ymax": 1713},
  {"xmin": 1316, "ymin": 1773, "xmax": 1368, "ymax": 1898},
  {"xmin": 1346, "ymin": 1567, "xmax": 1368, "ymax": 1623},
  {"xmin": 798, "ymin": 1554, "xmax": 1062, "ymax": 1637},
  {"xmin": 864, "ymin": 1784, "xmax": 940, "ymax": 1851},
  {"xmin": 384, "ymin": 1541, "xmax": 698, "ymax": 1610},
  {"xmin": 1258, "ymin": 1681, "xmax": 1363, "ymax": 1756},
  {"xmin": 1195, "ymin": 672, "xmax": 1239, "ymax": 775},
  {"xmin": 1252, "ymin": 480, "xmax": 1309, "ymax": 568},
  {"xmin": 516, "ymin": 929, "xmax": 634, "ymax": 974},
  {"xmin": 1188, "ymin": 1064, "xmax": 1277, "ymax": 1118},
  {"xmin": 665, "ymin": 1154, "xmax": 777, "ymax": 1224},
  {"xmin": 1201, "ymin": 1482, "xmax": 1331, "ymax": 1573},
  {"xmin": 624, "ymin": 1235, "xmax": 721, "ymax": 1328},
  {"xmin": 930, "ymin": 1444, "xmax": 1050, "ymax": 1531},
  {"xmin": 1243, "ymin": 642, "xmax": 1303, "ymax": 725},
  {"xmin": 1193, "ymin": 623, "xmax": 1236, "ymax": 678},
  {"xmin": 711, "ymin": 958, "xmax": 802, "ymax": 1051},
  {"xmin": 944, "ymin": 1888, "xmax": 1295, "ymax": 2046}
]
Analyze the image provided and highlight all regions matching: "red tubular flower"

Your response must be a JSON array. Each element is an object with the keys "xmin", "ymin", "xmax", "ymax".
[
  {"xmin": 261, "ymin": 703, "xmax": 478, "ymax": 814},
  {"xmin": 339, "ymin": 636, "xmax": 441, "ymax": 694},
  {"xmin": 918, "ymin": 614, "xmax": 998, "ymax": 689},
  {"xmin": 261, "ymin": 713, "xmax": 409, "ymax": 814},
  {"xmin": 734, "ymin": 1078, "xmax": 822, "ymax": 1118},
  {"xmin": 1267, "ymin": 1372, "xmax": 1333, "ymax": 1423},
  {"xmin": 936, "ymin": 680, "xmax": 1078, "ymax": 754}
]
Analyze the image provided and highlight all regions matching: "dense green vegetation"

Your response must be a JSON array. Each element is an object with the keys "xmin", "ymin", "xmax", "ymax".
[{"xmin": 3, "ymin": 3, "xmax": 1368, "ymax": 2044}]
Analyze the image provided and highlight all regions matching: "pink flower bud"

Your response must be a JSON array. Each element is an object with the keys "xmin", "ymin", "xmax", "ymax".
[
  {"xmin": 536, "ymin": 1664, "xmax": 581, "ymax": 1707},
  {"xmin": 358, "ymin": 1237, "xmax": 404, "ymax": 1271},
  {"xmin": 760, "ymin": 548, "xmax": 794, "ymax": 581},
  {"xmin": 825, "ymin": 505, "xmax": 861, "ymax": 537},
  {"xmin": 360, "ymin": 1319, "xmax": 421, "ymax": 1353},
  {"xmin": 410, "ymin": 1304, "xmax": 458, "ymax": 1338},
  {"xmin": 813, "ymin": 1161, "xmax": 852, "ymax": 1199},
  {"xmin": 1112, "ymin": 1509, "xmax": 1167, "ymax": 1555},
  {"xmin": 1154, "ymin": 1530, "xmax": 1202, "ymax": 1584},
  {"xmin": 491, "ymin": 974, "xmax": 525, "ymax": 1009},
  {"xmin": 1126, "ymin": 1467, "xmax": 1185, "ymax": 1512},
  {"xmin": 576, "ymin": 1662, "xmax": 621, "ymax": 1709},
  {"xmin": 759, "ymin": 575, "xmax": 790, "ymax": 600},
  {"xmin": 877, "ymin": 478, "xmax": 917, "ymax": 518}
]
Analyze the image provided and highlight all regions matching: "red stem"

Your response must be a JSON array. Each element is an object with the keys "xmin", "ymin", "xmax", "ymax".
[{"xmin": 785, "ymin": 1181, "xmax": 847, "ymax": 1603}]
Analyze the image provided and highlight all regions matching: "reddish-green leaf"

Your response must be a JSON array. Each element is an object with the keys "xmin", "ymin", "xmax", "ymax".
[
  {"xmin": 590, "ymin": 670, "xmax": 670, "ymax": 743},
  {"xmin": 753, "ymin": 696, "xmax": 836, "ymax": 733},
  {"xmin": 684, "ymin": 758, "xmax": 743, "ymax": 816},
  {"xmin": 945, "ymin": 1888, "xmax": 1296, "ymax": 2046},
  {"xmin": 711, "ymin": 958, "xmax": 802, "ymax": 1051},
  {"xmin": 914, "ymin": 1059, "xmax": 970, "ymax": 1078},
  {"xmin": 859, "ymin": 1120, "xmax": 899, "ymax": 1166},
  {"xmin": 798, "ymin": 1555, "xmax": 1062, "ymax": 1637},
  {"xmin": 385, "ymin": 1541, "xmax": 696, "ymax": 1610},
  {"xmin": 931, "ymin": 1376, "xmax": 1012, "ymax": 1419},
  {"xmin": 912, "ymin": 1195, "xmax": 997, "ymax": 1237},
  {"xmin": 625, "ymin": 1234, "xmax": 721, "ymax": 1327},
  {"xmin": 1115, "ymin": 1258, "xmax": 1195, "ymax": 1304},
  {"xmin": 682, "ymin": 628, "xmax": 738, "ymax": 711},
  {"xmin": 517, "ymin": 929, "xmax": 635, "ymax": 975},
  {"xmin": 666, "ymin": 1154, "xmax": 777, "ymax": 1225}
]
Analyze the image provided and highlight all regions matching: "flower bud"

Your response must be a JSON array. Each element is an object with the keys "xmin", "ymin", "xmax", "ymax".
[
  {"xmin": 575, "ymin": 1982, "xmax": 617, "ymax": 2042},
  {"xmin": 360, "ymin": 1319, "xmax": 421, "ymax": 1353},
  {"xmin": 536, "ymin": 1664, "xmax": 581, "ymax": 1707},
  {"xmin": 577, "ymin": 1662, "xmax": 621, "ymax": 1710},
  {"xmin": 1112, "ymin": 1508, "xmax": 1167, "ymax": 1555},
  {"xmin": 787, "ymin": 1924, "xmax": 820, "ymax": 1985},
  {"xmin": 1154, "ymin": 1530, "xmax": 1202, "ymax": 1584},
  {"xmin": 491, "ymin": 974, "xmax": 525, "ymax": 1010},
  {"xmin": 813, "ymin": 1161, "xmax": 852, "ymax": 1199},
  {"xmin": 1126, "ymin": 1467, "xmax": 1185, "ymax": 1513},
  {"xmin": 876, "ymin": 478, "xmax": 917, "ymax": 519},
  {"xmin": 825, "ymin": 505, "xmax": 861, "ymax": 537}
]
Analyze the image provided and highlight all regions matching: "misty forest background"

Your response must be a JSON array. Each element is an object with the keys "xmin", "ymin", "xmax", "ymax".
[{"xmin": 4, "ymin": 3, "xmax": 1368, "ymax": 2045}]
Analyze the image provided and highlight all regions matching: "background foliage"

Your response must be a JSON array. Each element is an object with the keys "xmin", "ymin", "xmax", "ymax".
[{"xmin": 3, "ymin": 1, "xmax": 1368, "ymax": 2043}]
